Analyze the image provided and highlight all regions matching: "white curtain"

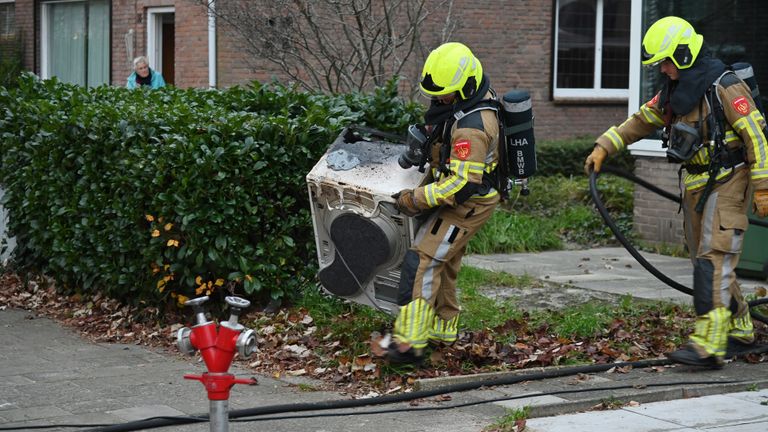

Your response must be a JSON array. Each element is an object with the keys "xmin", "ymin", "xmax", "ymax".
[
  {"xmin": 46, "ymin": 0, "xmax": 109, "ymax": 86},
  {"xmin": 87, "ymin": 0, "xmax": 109, "ymax": 86},
  {"xmin": 48, "ymin": 1, "xmax": 86, "ymax": 85}
]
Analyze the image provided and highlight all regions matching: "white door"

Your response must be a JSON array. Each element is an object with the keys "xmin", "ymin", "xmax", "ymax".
[{"xmin": 146, "ymin": 7, "xmax": 174, "ymax": 73}]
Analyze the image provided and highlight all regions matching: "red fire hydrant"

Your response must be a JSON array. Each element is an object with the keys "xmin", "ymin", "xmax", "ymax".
[{"xmin": 177, "ymin": 296, "xmax": 257, "ymax": 432}]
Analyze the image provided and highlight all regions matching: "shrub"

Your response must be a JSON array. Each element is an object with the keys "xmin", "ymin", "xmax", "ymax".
[
  {"xmin": 0, "ymin": 75, "xmax": 422, "ymax": 307},
  {"xmin": 468, "ymin": 175, "xmax": 635, "ymax": 253},
  {"xmin": 536, "ymin": 136, "xmax": 635, "ymax": 177}
]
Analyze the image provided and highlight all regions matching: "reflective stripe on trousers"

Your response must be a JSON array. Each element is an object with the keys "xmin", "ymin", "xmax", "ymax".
[
  {"xmin": 689, "ymin": 307, "xmax": 730, "ymax": 357},
  {"xmin": 430, "ymin": 314, "xmax": 460, "ymax": 343},
  {"xmin": 682, "ymin": 168, "xmax": 753, "ymax": 353},
  {"xmin": 394, "ymin": 298, "xmax": 435, "ymax": 349}
]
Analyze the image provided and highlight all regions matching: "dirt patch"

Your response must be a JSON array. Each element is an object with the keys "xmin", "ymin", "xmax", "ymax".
[{"xmin": 480, "ymin": 281, "xmax": 631, "ymax": 311}]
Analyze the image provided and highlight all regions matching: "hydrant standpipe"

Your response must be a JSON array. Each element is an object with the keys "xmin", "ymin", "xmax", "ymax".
[{"xmin": 176, "ymin": 296, "xmax": 258, "ymax": 432}]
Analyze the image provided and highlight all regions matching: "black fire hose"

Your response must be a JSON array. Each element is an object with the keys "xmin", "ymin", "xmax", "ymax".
[
  {"xmin": 78, "ymin": 358, "xmax": 673, "ymax": 432},
  {"xmin": 589, "ymin": 165, "xmax": 768, "ymax": 325}
]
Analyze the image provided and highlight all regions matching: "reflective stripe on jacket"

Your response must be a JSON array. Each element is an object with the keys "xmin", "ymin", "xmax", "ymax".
[
  {"xmin": 414, "ymin": 96, "xmax": 500, "ymax": 208},
  {"xmin": 596, "ymin": 76, "xmax": 768, "ymax": 192}
]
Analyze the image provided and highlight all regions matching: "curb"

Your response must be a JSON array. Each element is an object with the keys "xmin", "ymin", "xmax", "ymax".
[
  {"xmin": 414, "ymin": 365, "xmax": 768, "ymax": 420},
  {"xmin": 523, "ymin": 379, "xmax": 768, "ymax": 419}
]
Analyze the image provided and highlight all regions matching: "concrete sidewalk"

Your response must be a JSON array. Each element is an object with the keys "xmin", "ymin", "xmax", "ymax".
[
  {"xmin": 525, "ymin": 389, "xmax": 768, "ymax": 432},
  {"xmin": 465, "ymin": 247, "xmax": 765, "ymax": 303},
  {"xmin": 1, "ymin": 247, "xmax": 767, "ymax": 432}
]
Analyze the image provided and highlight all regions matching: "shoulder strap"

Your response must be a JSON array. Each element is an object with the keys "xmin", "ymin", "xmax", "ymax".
[{"xmin": 452, "ymin": 99, "xmax": 499, "ymax": 121}]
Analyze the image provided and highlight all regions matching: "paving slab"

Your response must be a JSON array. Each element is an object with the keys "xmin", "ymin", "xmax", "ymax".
[
  {"xmin": 526, "ymin": 389, "xmax": 768, "ymax": 432},
  {"xmin": 2, "ymin": 247, "xmax": 767, "ymax": 431},
  {"xmin": 622, "ymin": 391, "xmax": 768, "ymax": 429},
  {"xmin": 0, "ymin": 308, "xmax": 508, "ymax": 432},
  {"xmin": 465, "ymin": 247, "xmax": 766, "ymax": 304}
]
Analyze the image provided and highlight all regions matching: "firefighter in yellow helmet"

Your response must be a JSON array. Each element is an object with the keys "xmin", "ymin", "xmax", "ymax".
[
  {"xmin": 585, "ymin": 16, "xmax": 768, "ymax": 368},
  {"xmin": 388, "ymin": 42, "xmax": 501, "ymax": 364}
]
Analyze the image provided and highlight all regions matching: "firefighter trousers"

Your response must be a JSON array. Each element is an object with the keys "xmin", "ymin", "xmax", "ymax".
[
  {"xmin": 682, "ymin": 167, "xmax": 754, "ymax": 358},
  {"xmin": 394, "ymin": 196, "xmax": 498, "ymax": 349}
]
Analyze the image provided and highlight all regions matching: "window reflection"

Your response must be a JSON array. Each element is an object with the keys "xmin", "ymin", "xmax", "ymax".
[
  {"xmin": 555, "ymin": 0, "xmax": 630, "ymax": 96},
  {"xmin": 641, "ymin": 1, "xmax": 768, "ymax": 110}
]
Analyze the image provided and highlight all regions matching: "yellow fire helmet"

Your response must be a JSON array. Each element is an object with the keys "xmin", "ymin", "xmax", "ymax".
[
  {"xmin": 419, "ymin": 42, "xmax": 483, "ymax": 100},
  {"xmin": 641, "ymin": 16, "xmax": 703, "ymax": 69}
]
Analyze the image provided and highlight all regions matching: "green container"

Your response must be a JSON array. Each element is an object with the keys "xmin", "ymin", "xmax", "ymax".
[{"xmin": 737, "ymin": 199, "xmax": 768, "ymax": 279}]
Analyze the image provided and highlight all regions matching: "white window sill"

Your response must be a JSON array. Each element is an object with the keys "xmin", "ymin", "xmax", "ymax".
[{"xmin": 628, "ymin": 138, "xmax": 665, "ymax": 157}]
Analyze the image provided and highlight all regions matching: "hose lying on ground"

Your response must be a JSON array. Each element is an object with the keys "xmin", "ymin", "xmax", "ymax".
[
  {"xmin": 589, "ymin": 165, "xmax": 768, "ymax": 325},
  {"xmin": 65, "ymin": 358, "xmax": 728, "ymax": 431},
  {"xmin": 4, "ymin": 347, "xmax": 768, "ymax": 431},
  {"xmin": 5, "ymin": 165, "xmax": 767, "ymax": 432}
]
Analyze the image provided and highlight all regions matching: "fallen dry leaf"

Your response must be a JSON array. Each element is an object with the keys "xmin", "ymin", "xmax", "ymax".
[{"xmin": 1, "ymin": 270, "xmax": 765, "ymax": 399}]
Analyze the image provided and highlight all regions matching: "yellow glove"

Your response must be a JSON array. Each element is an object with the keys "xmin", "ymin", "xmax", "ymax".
[
  {"xmin": 754, "ymin": 190, "xmax": 768, "ymax": 218},
  {"xmin": 392, "ymin": 189, "xmax": 420, "ymax": 217},
  {"xmin": 584, "ymin": 145, "xmax": 608, "ymax": 175}
]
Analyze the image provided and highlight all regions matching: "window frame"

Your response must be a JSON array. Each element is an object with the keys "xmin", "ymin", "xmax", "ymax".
[
  {"xmin": 625, "ymin": 0, "xmax": 663, "ymax": 156},
  {"xmin": 0, "ymin": 0, "xmax": 14, "ymax": 38},
  {"xmin": 39, "ymin": 0, "xmax": 111, "ymax": 86},
  {"xmin": 553, "ymin": 0, "xmax": 630, "ymax": 101},
  {"xmin": 146, "ymin": 6, "xmax": 175, "ymax": 73}
]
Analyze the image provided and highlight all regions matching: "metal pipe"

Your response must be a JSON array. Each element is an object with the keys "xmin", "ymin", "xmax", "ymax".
[
  {"xmin": 208, "ymin": 0, "xmax": 217, "ymax": 88},
  {"xmin": 209, "ymin": 399, "xmax": 229, "ymax": 432}
]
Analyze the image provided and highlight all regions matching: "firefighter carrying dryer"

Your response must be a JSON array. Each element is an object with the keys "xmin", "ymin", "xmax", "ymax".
[
  {"xmin": 585, "ymin": 16, "xmax": 768, "ymax": 368},
  {"xmin": 388, "ymin": 42, "xmax": 501, "ymax": 364}
]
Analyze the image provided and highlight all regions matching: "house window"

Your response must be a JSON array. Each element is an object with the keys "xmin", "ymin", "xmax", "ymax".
[
  {"xmin": 0, "ymin": 1, "xmax": 14, "ymax": 38},
  {"xmin": 554, "ymin": 0, "xmax": 631, "ymax": 100},
  {"xmin": 40, "ymin": 0, "xmax": 110, "ymax": 86},
  {"xmin": 641, "ymin": 1, "xmax": 768, "ymax": 109}
]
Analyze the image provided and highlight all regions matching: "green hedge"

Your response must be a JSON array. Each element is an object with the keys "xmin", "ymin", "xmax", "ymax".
[
  {"xmin": 536, "ymin": 136, "xmax": 635, "ymax": 176},
  {"xmin": 0, "ymin": 74, "xmax": 422, "ymax": 307}
]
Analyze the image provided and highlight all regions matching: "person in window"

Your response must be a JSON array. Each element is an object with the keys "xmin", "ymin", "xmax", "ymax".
[
  {"xmin": 387, "ymin": 42, "xmax": 501, "ymax": 364},
  {"xmin": 126, "ymin": 56, "xmax": 166, "ymax": 89},
  {"xmin": 585, "ymin": 16, "xmax": 768, "ymax": 369}
]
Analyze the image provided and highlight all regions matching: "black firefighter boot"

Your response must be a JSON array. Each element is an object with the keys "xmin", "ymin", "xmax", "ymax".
[
  {"xmin": 386, "ymin": 342, "xmax": 424, "ymax": 366},
  {"xmin": 668, "ymin": 308, "xmax": 729, "ymax": 369},
  {"xmin": 667, "ymin": 343, "xmax": 724, "ymax": 369}
]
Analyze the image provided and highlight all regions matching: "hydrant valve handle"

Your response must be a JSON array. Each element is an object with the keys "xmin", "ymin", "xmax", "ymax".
[
  {"xmin": 184, "ymin": 296, "xmax": 210, "ymax": 307},
  {"xmin": 225, "ymin": 296, "xmax": 250, "ymax": 309},
  {"xmin": 234, "ymin": 377, "xmax": 257, "ymax": 385},
  {"xmin": 184, "ymin": 373, "xmax": 258, "ymax": 400},
  {"xmin": 184, "ymin": 296, "xmax": 211, "ymax": 325},
  {"xmin": 225, "ymin": 296, "xmax": 251, "ymax": 325}
]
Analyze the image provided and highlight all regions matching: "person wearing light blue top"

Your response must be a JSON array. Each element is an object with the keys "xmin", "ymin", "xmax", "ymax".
[{"xmin": 126, "ymin": 56, "xmax": 166, "ymax": 89}]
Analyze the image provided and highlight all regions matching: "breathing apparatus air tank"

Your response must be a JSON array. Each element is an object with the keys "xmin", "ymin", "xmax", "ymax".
[
  {"xmin": 731, "ymin": 62, "xmax": 765, "ymax": 116},
  {"xmin": 501, "ymin": 90, "xmax": 537, "ymax": 179}
]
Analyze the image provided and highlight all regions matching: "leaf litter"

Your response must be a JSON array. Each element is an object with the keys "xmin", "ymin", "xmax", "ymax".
[{"xmin": 1, "ymin": 272, "xmax": 766, "ymax": 396}]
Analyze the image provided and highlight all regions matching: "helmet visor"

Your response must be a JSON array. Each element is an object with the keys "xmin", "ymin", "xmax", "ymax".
[
  {"xmin": 641, "ymin": 45, "xmax": 664, "ymax": 67},
  {"xmin": 419, "ymin": 73, "xmax": 447, "ymax": 99}
]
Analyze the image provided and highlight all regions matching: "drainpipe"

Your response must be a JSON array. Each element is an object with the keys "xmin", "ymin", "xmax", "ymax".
[{"xmin": 208, "ymin": 0, "xmax": 217, "ymax": 88}]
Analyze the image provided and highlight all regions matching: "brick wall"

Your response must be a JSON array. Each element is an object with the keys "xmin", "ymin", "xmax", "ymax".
[
  {"xmin": 632, "ymin": 157, "xmax": 685, "ymax": 245},
  {"xmin": 453, "ymin": 0, "xmax": 627, "ymax": 141},
  {"xmin": 216, "ymin": 22, "xmax": 283, "ymax": 86},
  {"xmin": 215, "ymin": 0, "xmax": 626, "ymax": 141},
  {"xmin": 15, "ymin": 0, "xmax": 209, "ymax": 88},
  {"xmin": 113, "ymin": 0, "xmax": 210, "ymax": 88},
  {"xmin": 172, "ymin": 1, "xmax": 208, "ymax": 88},
  {"xmin": 14, "ymin": 0, "xmax": 33, "ymax": 72},
  {"xmin": 14, "ymin": 0, "xmax": 626, "ymax": 140},
  {"xmin": 111, "ymin": 0, "xmax": 137, "ymax": 85}
]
